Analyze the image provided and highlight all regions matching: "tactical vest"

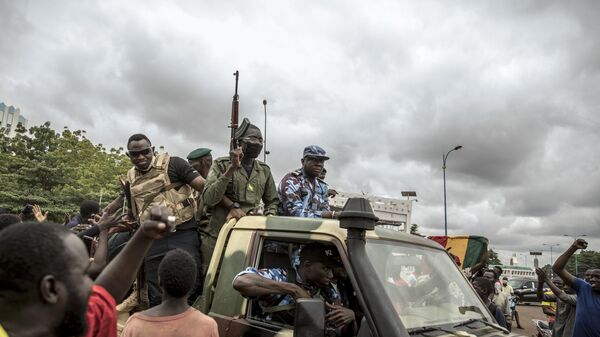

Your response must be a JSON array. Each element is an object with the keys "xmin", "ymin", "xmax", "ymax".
[{"xmin": 127, "ymin": 153, "xmax": 196, "ymax": 226}]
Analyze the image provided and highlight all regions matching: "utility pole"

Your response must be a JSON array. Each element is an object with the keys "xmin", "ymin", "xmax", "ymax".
[
  {"xmin": 543, "ymin": 243, "xmax": 561, "ymax": 277},
  {"xmin": 443, "ymin": 145, "xmax": 462, "ymax": 236}
]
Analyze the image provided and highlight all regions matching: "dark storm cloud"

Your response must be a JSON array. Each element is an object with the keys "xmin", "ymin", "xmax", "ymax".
[{"xmin": 1, "ymin": 0, "xmax": 599, "ymax": 255}]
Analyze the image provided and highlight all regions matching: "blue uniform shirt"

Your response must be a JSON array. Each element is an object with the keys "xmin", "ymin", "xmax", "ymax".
[{"xmin": 277, "ymin": 168, "xmax": 330, "ymax": 217}]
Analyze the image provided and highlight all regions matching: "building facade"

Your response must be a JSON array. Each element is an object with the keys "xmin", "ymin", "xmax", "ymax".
[
  {"xmin": 0, "ymin": 102, "xmax": 28, "ymax": 137},
  {"xmin": 329, "ymin": 191, "xmax": 414, "ymax": 231}
]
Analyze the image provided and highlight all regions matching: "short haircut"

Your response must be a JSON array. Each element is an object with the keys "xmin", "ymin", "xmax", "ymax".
[
  {"xmin": 473, "ymin": 277, "xmax": 494, "ymax": 295},
  {"xmin": 0, "ymin": 222, "xmax": 72, "ymax": 294},
  {"xmin": 79, "ymin": 200, "xmax": 100, "ymax": 219},
  {"xmin": 158, "ymin": 249, "xmax": 197, "ymax": 298},
  {"xmin": 0, "ymin": 214, "xmax": 21, "ymax": 232},
  {"xmin": 493, "ymin": 266, "xmax": 503, "ymax": 275},
  {"xmin": 127, "ymin": 133, "xmax": 151, "ymax": 147}
]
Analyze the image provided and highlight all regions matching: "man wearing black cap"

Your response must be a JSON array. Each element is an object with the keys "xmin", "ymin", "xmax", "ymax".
[
  {"xmin": 278, "ymin": 145, "xmax": 337, "ymax": 218},
  {"xmin": 202, "ymin": 118, "xmax": 279, "ymax": 273},
  {"xmin": 233, "ymin": 242, "xmax": 355, "ymax": 333}
]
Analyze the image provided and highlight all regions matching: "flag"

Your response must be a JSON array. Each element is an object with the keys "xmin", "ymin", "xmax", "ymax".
[{"xmin": 428, "ymin": 235, "xmax": 488, "ymax": 269}]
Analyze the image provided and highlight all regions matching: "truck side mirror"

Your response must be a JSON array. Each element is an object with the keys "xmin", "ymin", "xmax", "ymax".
[{"xmin": 294, "ymin": 298, "xmax": 325, "ymax": 337}]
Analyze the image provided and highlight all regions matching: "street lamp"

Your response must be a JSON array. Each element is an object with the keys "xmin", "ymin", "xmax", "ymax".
[
  {"xmin": 563, "ymin": 234, "xmax": 587, "ymax": 277},
  {"xmin": 543, "ymin": 243, "xmax": 561, "ymax": 276},
  {"xmin": 262, "ymin": 99, "xmax": 271, "ymax": 163},
  {"xmin": 443, "ymin": 145, "xmax": 462, "ymax": 236}
]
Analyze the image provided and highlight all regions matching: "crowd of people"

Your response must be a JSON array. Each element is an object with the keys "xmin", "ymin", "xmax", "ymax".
[
  {"xmin": 468, "ymin": 239, "xmax": 600, "ymax": 337},
  {"xmin": 0, "ymin": 118, "xmax": 344, "ymax": 337},
  {"xmin": 1, "ymin": 117, "xmax": 599, "ymax": 337}
]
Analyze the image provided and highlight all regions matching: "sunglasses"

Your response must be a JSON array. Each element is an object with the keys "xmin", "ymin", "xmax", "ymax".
[{"xmin": 126, "ymin": 147, "xmax": 153, "ymax": 157}]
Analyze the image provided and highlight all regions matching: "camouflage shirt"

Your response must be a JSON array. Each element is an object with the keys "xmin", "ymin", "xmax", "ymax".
[
  {"xmin": 277, "ymin": 168, "xmax": 330, "ymax": 217},
  {"xmin": 234, "ymin": 267, "xmax": 341, "ymax": 310}
]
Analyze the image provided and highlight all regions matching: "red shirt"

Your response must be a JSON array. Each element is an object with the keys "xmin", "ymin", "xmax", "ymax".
[{"xmin": 84, "ymin": 284, "xmax": 117, "ymax": 337}]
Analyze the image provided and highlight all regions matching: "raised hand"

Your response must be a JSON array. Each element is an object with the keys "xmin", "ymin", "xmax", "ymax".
[
  {"xmin": 535, "ymin": 268, "xmax": 547, "ymax": 282},
  {"xmin": 140, "ymin": 206, "xmax": 175, "ymax": 240},
  {"xmin": 572, "ymin": 239, "xmax": 588, "ymax": 250},
  {"xmin": 229, "ymin": 148, "xmax": 243, "ymax": 169},
  {"xmin": 94, "ymin": 213, "xmax": 131, "ymax": 232},
  {"xmin": 32, "ymin": 204, "xmax": 48, "ymax": 222}
]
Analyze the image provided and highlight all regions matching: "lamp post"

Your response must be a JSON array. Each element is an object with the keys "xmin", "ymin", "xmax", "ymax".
[
  {"xmin": 262, "ymin": 99, "xmax": 270, "ymax": 163},
  {"xmin": 443, "ymin": 145, "xmax": 462, "ymax": 236},
  {"xmin": 543, "ymin": 243, "xmax": 561, "ymax": 276},
  {"xmin": 563, "ymin": 234, "xmax": 587, "ymax": 277}
]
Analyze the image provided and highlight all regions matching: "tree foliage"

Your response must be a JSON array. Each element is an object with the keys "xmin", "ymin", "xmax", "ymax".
[
  {"xmin": 488, "ymin": 249, "xmax": 501, "ymax": 265},
  {"xmin": 565, "ymin": 250, "xmax": 600, "ymax": 278},
  {"xmin": 0, "ymin": 122, "xmax": 130, "ymax": 221},
  {"xmin": 410, "ymin": 224, "xmax": 420, "ymax": 235}
]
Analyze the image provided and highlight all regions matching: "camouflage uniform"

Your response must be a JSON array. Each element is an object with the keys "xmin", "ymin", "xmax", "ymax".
[
  {"xmin": 200, "ymin": 157, "xmax": 279, "ymax": 274},
  {"xmin": 278, "ymin": 168, "xmax": 331, "ymax": 217},
  {"xmin": 234, "ymin": 267, "xmax": 341, "ymax": 317}
]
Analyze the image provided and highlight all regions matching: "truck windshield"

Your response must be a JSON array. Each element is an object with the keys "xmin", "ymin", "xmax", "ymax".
[{"xmin": 365, "ymin": 239, "xmax": 494, "ymax": 329}]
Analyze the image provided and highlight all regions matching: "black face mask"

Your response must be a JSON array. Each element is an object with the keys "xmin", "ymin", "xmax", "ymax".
[{"xmin": 243, "ymin": 143, "xmax": 263, "ymax": 159}]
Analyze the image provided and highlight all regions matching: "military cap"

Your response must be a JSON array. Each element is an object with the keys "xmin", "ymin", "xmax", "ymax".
[
  {"xmin": 303, "ymin": 145, "xmax": 330, "ymax": 160},
  {"xmin": 299, "ymin": 242, "xmax": 338, "ymax": 266},
  {"xmin": 187, "ymin": 148, "xmax": 212, "ymax": 160},
  {"xmin": 234, "ymin": 118, "xmax": 261, "ymax": 139}
]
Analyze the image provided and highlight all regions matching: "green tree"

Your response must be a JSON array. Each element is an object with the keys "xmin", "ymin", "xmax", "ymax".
[
  {"xmin": 0, "ymin": 122, "xmax": 130, "ymax": 221},
  {"xmin": 565, "ymin": 250, "xmax": 600, "ymax": 278},
  {"xmin": 488, "ymin": 249, "xmax": 501, "ymax": 265},
  {"xmin": 410, "ymin": 224, "xmax": 421, "ymax": 236}
]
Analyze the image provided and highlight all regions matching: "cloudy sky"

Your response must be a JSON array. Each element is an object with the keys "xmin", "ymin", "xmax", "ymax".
[{"xmin": 2, "ymin": 0, "xmax": 599, "ymax": 265}]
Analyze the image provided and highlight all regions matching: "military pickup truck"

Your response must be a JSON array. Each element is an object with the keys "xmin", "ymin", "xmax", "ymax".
[{"xmin": 194, "ymin": 198, "xmax": 524, "ymax": 337}]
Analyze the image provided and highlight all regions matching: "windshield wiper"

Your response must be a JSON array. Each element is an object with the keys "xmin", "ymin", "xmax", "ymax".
[
  {"xmin": 407, "ymin": 326, "xmax": 465, "ymax": 336},
  {"xmin": 453, "ymin": 318, "xmax": 509, "ymax": 334}
]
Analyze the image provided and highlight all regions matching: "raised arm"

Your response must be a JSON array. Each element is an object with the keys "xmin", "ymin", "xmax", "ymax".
[
  {"xmin": 95, "ymin": 206, "xmax": 173, "ymax": 302},
  {"xmin": 535, "ymin": 268, "xmax": 548, "ymax": 300},
  {"xmin": 552, "ymin": 239, "xmax": 587, "ymax": 287},
  {"xmin": 87, "ymin": 213, "xmax": 132, "ymax": 279}
]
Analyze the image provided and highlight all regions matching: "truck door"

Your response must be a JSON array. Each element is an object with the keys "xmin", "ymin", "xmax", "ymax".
[{"xmin": 227, "ymin": 233, "xmax": 354, "ymax": 337}]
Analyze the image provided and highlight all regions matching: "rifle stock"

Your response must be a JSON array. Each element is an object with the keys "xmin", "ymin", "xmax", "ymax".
[{"xmin": 230, "ymin": 70, "xmax": 240, "ymax": 149}]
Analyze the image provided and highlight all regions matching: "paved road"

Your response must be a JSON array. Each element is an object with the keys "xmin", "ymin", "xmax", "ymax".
[{"xmin": 510, "ymin": 303, "xmax": 547, "ymax": 336}]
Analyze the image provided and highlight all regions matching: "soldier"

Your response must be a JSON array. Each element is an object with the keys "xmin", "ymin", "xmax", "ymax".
[
  {"xmin": 278, "ymin": 145, "xmax": 337, "ymax": 218},
  {"xmin": 187, "ymin": 148, "xmax": 213, "ymax": 179},
  {"xmin": 202, "ymin": 118, "xmax": 279, "ymax": 273},
  {"xmin": 120, "ymin": 133, "xmax": 206, "ymax": 307},
  {"xmin": 187, "ymin": 147, "xmax": 213, "ymax": 228}
]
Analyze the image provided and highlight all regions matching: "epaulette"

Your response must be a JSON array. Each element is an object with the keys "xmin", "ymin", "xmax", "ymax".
[
  {"xmin": 255, "ymin": 160, "xmax": 271, "ymax": 169},
  {"xmin": 214, "ymin": 157, "xmax": 231, "ymax": 172}
]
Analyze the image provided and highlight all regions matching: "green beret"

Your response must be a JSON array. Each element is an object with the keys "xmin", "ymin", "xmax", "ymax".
[{"xmin": 187, "ymin": 148, "xmax": 212, "ymax": 160}]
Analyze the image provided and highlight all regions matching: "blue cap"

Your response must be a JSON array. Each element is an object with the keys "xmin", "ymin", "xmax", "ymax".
[{"xmin": 303, "ymin": 145, "xmax": 329, "ymax": 160}]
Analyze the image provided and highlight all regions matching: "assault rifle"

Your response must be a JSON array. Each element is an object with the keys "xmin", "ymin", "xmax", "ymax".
[{"xmin": 230, "ymin": 70, "xmax": 240, "ymax": 149}]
